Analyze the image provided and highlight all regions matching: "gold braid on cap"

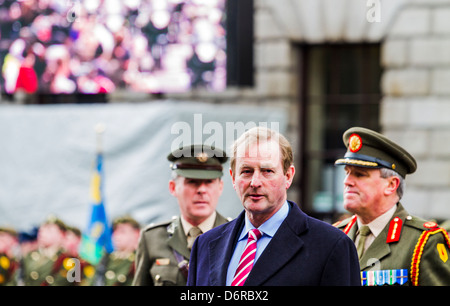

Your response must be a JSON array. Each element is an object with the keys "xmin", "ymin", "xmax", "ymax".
[{"xmin": 334, "ymin": 158, "xmax": 378, "ymax": 167}]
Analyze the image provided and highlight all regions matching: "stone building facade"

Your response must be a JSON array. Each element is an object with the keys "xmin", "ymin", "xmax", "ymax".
[{"xmin": 159, "ymin": 0, "xmax": 450, "ymax": 221}]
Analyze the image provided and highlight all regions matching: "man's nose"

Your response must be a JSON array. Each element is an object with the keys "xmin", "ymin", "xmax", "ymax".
[
  {"xmin": 197, "ymin": 181, "xmax": 208, "ymax": 193},
  {"xmin": 344, "ymin": 173, "xmax": 354, "ymax": 187},
  {"xmin": 250, "ymin": 171, "xmax": 262, "ymax": 188}
]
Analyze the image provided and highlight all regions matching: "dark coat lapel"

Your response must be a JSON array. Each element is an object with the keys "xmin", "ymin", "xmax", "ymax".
[
  {"xmin": 208, "ymin": 211, "xmax": 245, "ymax": 286},
  {"xmin": 245, "ymin": 202, "xmax": 307, "ymax": 286}
]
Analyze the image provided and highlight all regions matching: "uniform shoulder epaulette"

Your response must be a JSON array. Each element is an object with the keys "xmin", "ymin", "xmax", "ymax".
[
  {"xmin": 403, "ymin": 215, "xmax": 432, "ymax": 231},
  {"xmin": 410, "ymin": 220, "xmax": 450, "ymax": 286},
  {"xmin": 333, "ymin": 215, "xmax": 357, "ymax": 235},
  {"xmin": 142, "ymin": 219, "xmax": 174, "ymax": 232}
]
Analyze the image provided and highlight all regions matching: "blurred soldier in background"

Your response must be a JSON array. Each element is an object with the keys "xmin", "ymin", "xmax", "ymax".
[
  {"xmin": 91, "ymin": 216, "xmax": 140, "ymax": 286},
  {"xmin": 133, "ymin": 144, "xmax": 230, "ymax": 286},
  {"xmin": 0, "ymin": 227, "xmax": 19, "ymax": 285},
  {"xmin": 334, "ymin": 127, "xmax": 450, "ymax": 286},
  {"xmin": 10, "ymin": 215, "xmax": 76, "ymax": 286},
  {"xmin": 64, "ymin": 225, "xmax": 95, "ymax": 286},
  {"xmin": 63, "ymin": 226, "xmax": 82, "ymax": 258}
]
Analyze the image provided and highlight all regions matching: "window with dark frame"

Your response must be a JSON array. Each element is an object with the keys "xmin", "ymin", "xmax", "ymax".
[{"xmin": 298, "ymin": 43, "xmax": 382, "ymax": 223}]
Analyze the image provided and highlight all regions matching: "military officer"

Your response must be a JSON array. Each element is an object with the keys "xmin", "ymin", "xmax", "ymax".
[
  {"xmin": 91, "ymin": 216, "xmax": 140, "ymax": 286},
  {"xmin": 11, "ymin": 216, "xmax": 77, "ymax": 286},
  {"xmin": 133, "ymin": 144, "xmax": 230, "ymax": 286},
  {"xmin": 334, "ymin": 127, "xmax": 450, "ymax": 286}
]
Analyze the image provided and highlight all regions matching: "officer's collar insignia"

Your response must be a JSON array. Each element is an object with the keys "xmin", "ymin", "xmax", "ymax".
[
  {"xmin": 196, "ymin": 152, "xmax": 209, "ymax": 163},
  {"xmin": 386, "ymin": 217, "xmax": 403, "ymax": 243},
  {"xmin": 349, "ymin": 134, "xmax": 363, "ymax": 153},
  {"xmin": 342, "ymin": 215, "xmax": 357, "ymax": 235}
]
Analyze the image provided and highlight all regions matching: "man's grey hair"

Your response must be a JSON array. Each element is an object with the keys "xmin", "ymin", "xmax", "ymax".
[{"xmin": 380, "ymin": 168, "xmax": 405, "ymax": 200}]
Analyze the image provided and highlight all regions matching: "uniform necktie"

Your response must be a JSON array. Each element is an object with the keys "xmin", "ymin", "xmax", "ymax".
[
  {"xmin": 187, "ymin": 226, "xmax": 203, "ymax": 250},
  {"xmin": 357, "ymin": 225, "xmax": 371, "ymax": 259},
  {"xmin": 231, "ymin": 228, "xmax": 262, "ymax": 286}
]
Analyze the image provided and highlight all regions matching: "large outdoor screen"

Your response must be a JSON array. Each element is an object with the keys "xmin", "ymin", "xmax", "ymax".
[{"xmin": 0, "ymin": 0, "xmax": 227, "ymax": 95}]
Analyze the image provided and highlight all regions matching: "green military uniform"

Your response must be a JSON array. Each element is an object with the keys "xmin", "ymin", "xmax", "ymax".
[
  {"xmin": 336, "ymin": 203, "xmax": 450, "ymax": 286},
  {"xmin": 133, "ymin": 144, "xmax": 230, "ymax": 286},
  {"xmin": 15, "ymin": 248, "xmax": 76, "ymax": 286},
  {"xmin": 90, "ymin": 216, "xmax": 140, "ymax": 286},
  {"xmin": 440, "ymin": 220, "xmax": 450, "ymax": 232},
  {"xmin": 334, "ymin": 127, "xmax": 450, "ymax": 286},
  {"xmin": 90, "ymin": 251, "xmax": 136, "ymax": 286},
  {"xmin": 133, "ymin": 213, "xmax": 229, "ymax": 286}
]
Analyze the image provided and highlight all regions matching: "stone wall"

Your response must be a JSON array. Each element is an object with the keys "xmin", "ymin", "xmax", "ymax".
[
  {"xmin": 381, "ymin": 1, "xmax": 450, "ymax": 219},
  {"xmin": 165, "ymin": 0, "xmax": 450, "ymax": 219}
]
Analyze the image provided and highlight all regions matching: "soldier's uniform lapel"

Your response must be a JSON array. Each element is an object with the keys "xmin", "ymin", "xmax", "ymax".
[{"xmin": 167, "ymin": 218, "xmax": 190, "ymax": 260}]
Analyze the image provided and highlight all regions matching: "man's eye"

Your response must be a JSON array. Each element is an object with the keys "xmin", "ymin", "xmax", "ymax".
[{"xmin": 354, "ymin": 171, "xmax": 367, "ymax": 177}]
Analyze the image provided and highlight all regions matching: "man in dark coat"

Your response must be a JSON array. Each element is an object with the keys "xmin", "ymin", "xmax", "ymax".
[{"xmin": 187, "ymin": 127, "xmax": 360, "ymax": 286}]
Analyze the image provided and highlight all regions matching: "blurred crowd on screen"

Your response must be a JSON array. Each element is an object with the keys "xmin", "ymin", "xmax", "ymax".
[{"xmin": 0, "ymin": 0, "xmax": 227, "ymax": 95}]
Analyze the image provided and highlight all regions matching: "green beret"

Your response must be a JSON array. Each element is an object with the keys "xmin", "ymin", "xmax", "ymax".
[
  {"xmin": 168, "ymin": 144, "xmax": 228, "ymax": 179},
  {"xmin": 335, "ymin": 127, "xmax": 417, "ymax": 178},
  {"xmin": 0, "ymin": 227, "xmax": 17, "ymax": 237},
  {"xmin": 42, "ymin": 215, "xmax": 67, "ymax": 232},
  {"xmin": 112, "ymin": 215, "xmax": 141, "ymax": 231}
]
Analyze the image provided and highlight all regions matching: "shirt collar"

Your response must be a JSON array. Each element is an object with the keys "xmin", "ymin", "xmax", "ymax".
[
  {"xmin": 357, "ymin": 204, "xmax": 397, "ymax": 238},
  {"xmin": 180, "ymin": 211, "xmax": 217, "ymax": 237},
  {"xmin": 240, "ymin": 201, "xmax": 290, "ymax": 241}
]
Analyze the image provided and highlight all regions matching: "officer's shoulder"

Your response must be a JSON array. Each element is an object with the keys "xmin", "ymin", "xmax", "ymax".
[
  {"xmin": 404, "ymin": 215, "xmax": 439, "ymax": 232},
  {"xmin": 333, "ymin": 216, "xmax": 354, "ymax": 229},
  {"xmin": 142, "ymin": 216, "xmax": 178, "ymax": 233}
]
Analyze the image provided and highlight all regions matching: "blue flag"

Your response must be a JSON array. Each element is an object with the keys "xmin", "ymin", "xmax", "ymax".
[{"xmin": 79, "ymin": 153, "xmax": 114, "ymax": 265}]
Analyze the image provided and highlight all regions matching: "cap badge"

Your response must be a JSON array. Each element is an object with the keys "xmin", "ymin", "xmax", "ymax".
[
  {"xmin": 349, "ymin": 134, "xmax": 363, "ymax": 153},
  {"xmin": 196, "ymin": 152, "xmax": 209, "ymax": 163}
]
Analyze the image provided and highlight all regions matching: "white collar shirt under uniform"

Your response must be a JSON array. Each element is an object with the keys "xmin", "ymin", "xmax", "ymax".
[{"xmin": 355, "ymin": 204, "xmax": 397, "ymax": 254}]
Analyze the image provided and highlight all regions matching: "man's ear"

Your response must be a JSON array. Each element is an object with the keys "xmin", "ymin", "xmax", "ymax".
[
  {"xmin": 229, "ymin": 168, "xmax": 236, "ymax": 189},
  {"xmin": 385, "ymin": 176, "xmax": 400, "ymax": 197},
  {"xmin": 168, "ymin": 180, "xmax": 177, "ymax": 196},
  {"xmin": 285, "ymin": 165, "xmax": 295, "ymax": 189}
]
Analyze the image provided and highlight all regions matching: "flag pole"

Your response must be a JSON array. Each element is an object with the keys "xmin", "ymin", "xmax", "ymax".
[{"xmin": 95, "ymin": 123, "xmax": 106, "ymax": 153}]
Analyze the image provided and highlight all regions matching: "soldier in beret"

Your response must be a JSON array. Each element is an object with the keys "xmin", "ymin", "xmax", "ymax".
[
  {"xmin": 91, "ymin": 216, "xmax": 140, "ymax": 286},
  {"xmin": 133, "ymin": 144, "xmax": 230, "ymax": 286},
  {"xmin": 11, "ymin": 215, "xmax": 77, "ymax": 286},
  {"xmin": 63, "ymin": 225, "xmax": 96, "ymax": 286},
  {"xmin": 334, "ymin": 127, "xmax": 450, "ymax": 286}
]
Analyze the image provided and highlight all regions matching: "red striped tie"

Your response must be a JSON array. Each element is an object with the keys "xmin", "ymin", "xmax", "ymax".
[{"xmin": 231, "ymin": 228, "xmax": 262, "ymax": 286}]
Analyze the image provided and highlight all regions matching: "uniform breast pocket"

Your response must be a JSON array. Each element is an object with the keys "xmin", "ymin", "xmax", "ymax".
[{"xmin": 150, "ymin": 263, "xmax": 180, "ymax": 286}]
